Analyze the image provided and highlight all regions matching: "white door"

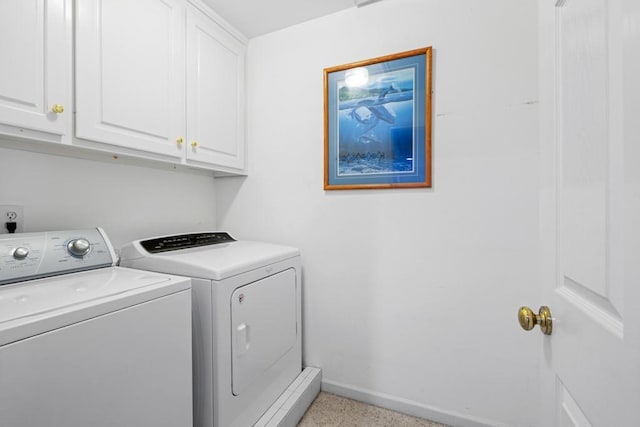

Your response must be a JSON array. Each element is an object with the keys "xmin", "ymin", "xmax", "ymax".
[
  {"xmin": 75, "ymin": 0, "xmax": 185, "ymax": 158},
  {"xmin": 186, "ymin": 5, "xmax": 246, "ymax": 171},
  {"xmin": 0, "ymin": 0, "xmax": 70, "ymax": 141},
  {"xmin": 537, "ymin": 0, "xmax": 640, "ymax": 425},
  {"xmin": 230, "ymin": 269, "xmax": 297, "ymax": 396}
]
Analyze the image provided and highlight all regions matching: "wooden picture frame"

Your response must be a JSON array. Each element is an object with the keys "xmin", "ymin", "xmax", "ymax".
[{"xmin": 323, "ymin": 47, "xmax": 432, "ymax": 190}]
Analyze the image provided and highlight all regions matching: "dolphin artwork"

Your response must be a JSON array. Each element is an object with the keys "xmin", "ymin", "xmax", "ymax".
[
  {"xmin": 357, "ymin": 135, "xmax": 382, "ymax": 144},
  {"xmin": 340, "ymin": 85, "xmax": 413, "ymax": 137}
]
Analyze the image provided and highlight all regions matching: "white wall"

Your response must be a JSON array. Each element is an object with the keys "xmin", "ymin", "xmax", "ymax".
[
  {"xmin": 0, "ymin": 146, "xmax": 216, "ymax": 248},
  {"xmin": 216, "ymin": 0, "xmax": 540, "ymax": 426}
]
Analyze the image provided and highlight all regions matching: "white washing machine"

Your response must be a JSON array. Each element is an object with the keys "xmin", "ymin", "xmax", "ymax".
[
  {"xmin": 0, "ymin": 228, "xmax": 193, "ymax": 427},
  {"xmin": 120, "ymin": 232, "xmax": 320, "ymax": 427}
]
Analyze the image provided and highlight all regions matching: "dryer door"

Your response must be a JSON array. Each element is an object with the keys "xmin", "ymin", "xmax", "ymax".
[{"xmin": 231, "ymin": 268, "xmax": 297, "ymax": 396}]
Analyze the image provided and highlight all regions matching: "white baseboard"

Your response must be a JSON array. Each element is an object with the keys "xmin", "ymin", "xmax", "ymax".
[{"xmin": 321, "ymin": 379, "xmax": 509, "ymax": 427}]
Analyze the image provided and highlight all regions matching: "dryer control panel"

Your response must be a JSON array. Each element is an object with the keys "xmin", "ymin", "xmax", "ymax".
[
  {"xmin": 140, "ymin": 232, "xmax": 236, "ymax": 253},
  {"xmin": 0, "ymin": 228, "xmax": 116, "ymax": 285}
]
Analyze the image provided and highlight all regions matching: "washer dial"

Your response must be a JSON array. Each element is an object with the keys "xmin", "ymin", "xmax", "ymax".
[
  {"xmin": 13, "ymin": 247, "xmax": 29, "ymax": 260},
  {"xmin": 67, "ymin": 238, "xmax": 91, "ymax": 257}
]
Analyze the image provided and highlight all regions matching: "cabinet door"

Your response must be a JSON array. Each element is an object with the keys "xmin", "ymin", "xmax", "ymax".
[
  {"xmin": 186, "ymin": 6, "xmax": 246, "ymax": 171},
  {"xmin": 0, "ymin": 0, "xmax": 71, "ymax": 141},
  {"xmin": 75, "ymin": 0, "xmax": 185, "ymax": 158}
]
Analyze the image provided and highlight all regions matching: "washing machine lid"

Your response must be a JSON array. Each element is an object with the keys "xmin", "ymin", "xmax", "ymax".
[
  {"xmin": 120, "ymin": 233, "xmax": 300, "ymax": 281},
  {"xmin": 0, "ymin": 267, "xmax": 191, "ymax": 346}
]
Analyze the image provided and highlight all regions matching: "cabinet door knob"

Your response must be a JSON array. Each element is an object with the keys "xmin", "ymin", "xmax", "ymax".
[
  {"xmin": 51, "ymin": 104, "xmax": 64, "ymax": 114},
  {"xmin": 191, "ymin": 141, "xmax": 199, "ymax": 148},
  {"xmin": 176, "ymin": 137, "xmax": 184, "ymax": 145}
]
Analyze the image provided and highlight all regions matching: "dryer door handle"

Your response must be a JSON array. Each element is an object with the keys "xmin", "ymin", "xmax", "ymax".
[{"xmin": 235, "ymin": 323, "xmax": 251, "ymax": 356}]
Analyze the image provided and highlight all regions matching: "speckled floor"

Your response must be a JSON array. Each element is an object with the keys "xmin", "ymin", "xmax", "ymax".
[{"xmin": 297, "ymin": 392, "xmax": 449, "ymax": 427}]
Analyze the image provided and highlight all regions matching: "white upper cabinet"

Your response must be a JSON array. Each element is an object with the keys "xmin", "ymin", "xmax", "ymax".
[
  {"xmin": 74, "ymin": 0, "xmax": 246, "ymax": 172},
  {"xmin": 0, "ymin": 0, "xmax": 71, "ymax": 143},
  {"xmin": 186, "ymin": 4, "xmax": 246, "ymax": 171},
  {"xmin": 0, "ymin": 0, "xmax": 245, "ymax": 173},
  {"xmin": 75, "ymin": 0, "xmax": 186, "ymax": 159}
]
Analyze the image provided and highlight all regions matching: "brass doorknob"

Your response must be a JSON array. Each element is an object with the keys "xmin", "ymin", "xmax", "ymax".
[
  {"xmin": 176, "ymin": 137, "xmax": 184, "ymax": 145},
  {"xmin": 51, "ymin": 104, "xmax": 64, "ymax": 114},
  {"xmin": 518, "ymin": 306, "xmax": 553, "ymax": 335},
  {"xmin": 191, "ymin": 141, "xmax": 199, "ymax": 148}
]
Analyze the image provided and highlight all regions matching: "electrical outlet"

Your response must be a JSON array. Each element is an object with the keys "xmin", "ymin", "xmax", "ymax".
[{"xmin": 0, "ymin": 205, "xmax": 24, "ymax": 234}]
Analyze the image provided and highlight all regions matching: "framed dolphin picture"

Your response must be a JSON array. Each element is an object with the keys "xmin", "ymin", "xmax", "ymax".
[{"xmin": 323, "ymin": 47, "xmax": 432, "ymax": 190}]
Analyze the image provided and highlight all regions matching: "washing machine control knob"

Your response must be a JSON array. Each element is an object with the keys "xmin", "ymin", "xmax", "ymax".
[
  {"xmin": 13, "ymin": 247, "xmax": 29, "ymax": 260},
  {"xmin": 67, "ymin": 238, "xmax": 91, "ymax": 257}
]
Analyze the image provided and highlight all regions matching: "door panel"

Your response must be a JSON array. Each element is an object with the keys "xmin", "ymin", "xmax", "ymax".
[
  {"xmin": 556, "ymin": 380, "xmax": 592, "ymax": 427},
  {"xmin": 539, "ymin": 0, "xmax": 640, "ymax": 425},
  {"xmin": 230, "ymin": 269, "xmax": 297, "ymax": 396},
  {"xmin": 0, "ymin": 0, "xmax": 42, "ymax": 110},
  {"xmin": 558, "ymin": 0, "xmax": 621, "ymax": 318},
  {"xmin": 75, "ymin": 0, "xmax": 184, "ymax": 157},
  {"xmin": 100, "ymin": 0, "xmax": 175, "ymax": 136},
  {"xmin": 0, "ymin": 0, "xmax": 69, "ymax": 137},
  {"xmin": 186, "ymin": 6, "xmax": 245, "ymax": 170}
]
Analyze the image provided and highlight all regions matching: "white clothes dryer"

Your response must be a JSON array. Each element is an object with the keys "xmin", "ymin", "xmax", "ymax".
[
  {"xmin": 120, "ymin": 232, "xmax": 319, "ymax": 427},
  {"xmin": 0, "ymin": 228, "xmax": 193, "ymax": 427}
]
